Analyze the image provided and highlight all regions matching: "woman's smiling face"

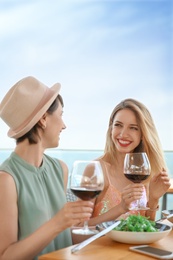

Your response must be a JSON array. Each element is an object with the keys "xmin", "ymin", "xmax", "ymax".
[{"xmin": 111, "ymin": 108, "xmax": 142, "ymax": 153}]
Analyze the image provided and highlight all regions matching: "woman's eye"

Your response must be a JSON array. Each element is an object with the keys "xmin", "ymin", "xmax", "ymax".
[
  {"xmin": 114, "ymin": 123, "xmax": 122, "ymax": 127},
  {"xmin": 130, "ymin": 126, "xmax": 138, "ymax": 131}
]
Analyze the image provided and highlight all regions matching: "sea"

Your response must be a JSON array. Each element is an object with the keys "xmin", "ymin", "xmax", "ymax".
[
  {"xmin": 0, "ymin": 148, "xmax": 103, "ymax": 171},
  {"xmin": 0, "ymin": 148, "xmax": 172, "ymax": 219}
]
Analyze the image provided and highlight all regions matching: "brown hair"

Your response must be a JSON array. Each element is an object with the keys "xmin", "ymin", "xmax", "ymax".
[{"xmin": 16, "ymin": 94, "xmax": 64, "ymax": 144}]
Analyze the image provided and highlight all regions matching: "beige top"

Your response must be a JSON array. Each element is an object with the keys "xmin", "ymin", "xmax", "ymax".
[{"xmin": 92, "ymin": 160, "xmax": 147, "ymax": 218}]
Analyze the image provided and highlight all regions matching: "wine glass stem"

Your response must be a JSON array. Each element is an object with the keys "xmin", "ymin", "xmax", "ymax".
[
  {"xmin": 137, "ymin": 199, "xmax": 140, "ymax": 208},
  {"xmin": 83, "ymin": 221, "xmax": 89, "ymax": 231}
]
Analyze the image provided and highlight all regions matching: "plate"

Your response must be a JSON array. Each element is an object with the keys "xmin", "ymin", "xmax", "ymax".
[{"xmin": 98, "ymin": 222, "xmax": 171, "ymax": 244}]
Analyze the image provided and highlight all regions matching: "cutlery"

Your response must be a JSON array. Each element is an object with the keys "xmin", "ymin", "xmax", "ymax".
[
  {"xmin": 71, "ymin": 220, "xmax": 120, "ymax": 253},
  {"xmin": 162, "ymin": 210, "xmax": 173, "ymax": 218},
  {"xmin": 156, "ymin": 210, "xmax": 173, "ymax": 227},
  {"xmin": 160, "ymin": 210, "xmax": 173, "ymax": 223}
]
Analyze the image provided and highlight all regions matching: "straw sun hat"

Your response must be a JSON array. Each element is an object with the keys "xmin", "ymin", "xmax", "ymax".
[{"xmin": 0, "ymin": 76, "xmax": 61, "ymax": 139}]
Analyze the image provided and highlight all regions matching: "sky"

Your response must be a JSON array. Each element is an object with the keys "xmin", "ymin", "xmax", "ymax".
[{"xmin": 0, "ymin": 0, "xmax": 172, "ymax": 151}]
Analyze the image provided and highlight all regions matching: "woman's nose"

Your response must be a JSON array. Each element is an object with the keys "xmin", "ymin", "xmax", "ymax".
[
  {"xmin": 119, "ymin": 128, "xmax": 128, "ymax": 137},
  {"xmin": 62, "ymin": 122, "xmax": 66, "ymax": 130}
]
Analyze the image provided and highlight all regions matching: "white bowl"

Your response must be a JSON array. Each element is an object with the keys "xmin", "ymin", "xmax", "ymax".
[{"xmin": 106, "ymin": 222, "xmax": 171, "ymax": 244}]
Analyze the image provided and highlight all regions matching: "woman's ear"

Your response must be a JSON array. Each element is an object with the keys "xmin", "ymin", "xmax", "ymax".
[{"xmin": 38, "ymin": 113, "xmax": 47, "ymax": 129}]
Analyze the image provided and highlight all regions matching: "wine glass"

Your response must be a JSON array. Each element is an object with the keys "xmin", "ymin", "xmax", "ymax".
[
  {"xmin": 70, "ymin": 160, "xmax": 104, "ymax": 235},
  {"xmin": 124, "ymin": 152, "xmax": 150, "ymax": 210}
]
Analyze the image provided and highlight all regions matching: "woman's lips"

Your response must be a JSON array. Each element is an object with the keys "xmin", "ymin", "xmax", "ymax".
[{"xmin": 118, "ymin": 139, "xmax": 131, "ymax": 147}]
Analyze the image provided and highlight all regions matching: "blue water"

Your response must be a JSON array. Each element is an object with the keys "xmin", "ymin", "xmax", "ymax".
[
  {"xmin": 1, "ymin": 149, "xmax": 172, "ymax": 174},
  {"xmin": 0, "ymin": 148, "xmax": 172, "ymax": 219},
  {"xmin": 0, "ymin": 148, "xmax": 103, "ymax": 172}
]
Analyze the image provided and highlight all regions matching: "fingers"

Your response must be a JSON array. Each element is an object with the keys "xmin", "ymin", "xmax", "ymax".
[
  {"xmin": 152, "ymin": 170, "xmax": 169, "ymax": 180},
  {"xmin": 70, "ymin": 201, "xmax": 93, "ymax": 219},
  {"xmin": 149, "ymin": 171, "xmax": 171, "ymax": 201},
  {"xmin": 123, "ymin": 183, "xmax": 144, "ymax": 195},
  {"xmin": 125, "ymin": 183, "xmax": 144, "ymax": 190},
  {"xmin": 122, "ymin": 184, "xmax": 144, "ymax": 203},
  {"xmin": 152, "ymin": 171, "xmax": 170, "ymax": 185},
  {"xmin": 62, "ymin": 201, "xmax": 94, "ymax": 227},
  {"xmin": 124, "ymin": 189, "xmax": 143, "ymax": 201},
  {"xmin": 67, "ymin": 200, "xmax": 94, "ymax": 214},
  {"xmin": 159, "ymin": 173, "xmax": 170, "ymax": 185},
  {"xmin": 160, "ymin": 171, "xmax": 170, "ymax": 178}
]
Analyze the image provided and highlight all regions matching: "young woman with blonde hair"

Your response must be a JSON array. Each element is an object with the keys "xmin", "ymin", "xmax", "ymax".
[{"xmin": 88, "ymin": 98, "xmax": 170, "ymax": 226}]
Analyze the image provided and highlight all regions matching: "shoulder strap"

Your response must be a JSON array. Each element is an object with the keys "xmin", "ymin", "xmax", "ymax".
[{"xmin": 99, "ymin": 159, "xmax": 111, "ymax": 185}]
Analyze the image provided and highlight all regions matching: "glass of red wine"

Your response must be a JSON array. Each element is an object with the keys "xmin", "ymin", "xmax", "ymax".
[
  {"xmin": 124, "ymin": 152, "xmax": 150, "ymax": 210},
  {"xmin": 70, "ymin": 160, "xmax": 104, "ymax": 235}
]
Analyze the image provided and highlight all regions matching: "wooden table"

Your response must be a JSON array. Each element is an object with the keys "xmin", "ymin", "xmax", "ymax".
[{"xmin": 39, "ymin": 229, "xmax": 173, "ymax": 260}]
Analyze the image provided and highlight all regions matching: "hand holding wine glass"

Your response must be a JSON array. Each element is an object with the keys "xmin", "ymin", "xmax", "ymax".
[
  {"xmin": 70, "ymin": 160, "xmax": 104, "ymax": 235},
  {"xmin": 124, "ymin": 152, "xmax": 151, "ymax": 210}
]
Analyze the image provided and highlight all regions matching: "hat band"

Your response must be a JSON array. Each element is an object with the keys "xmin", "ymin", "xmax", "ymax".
[{"xmin": 11, "ymin": 88, "xmax": 54, "ymax": 134}]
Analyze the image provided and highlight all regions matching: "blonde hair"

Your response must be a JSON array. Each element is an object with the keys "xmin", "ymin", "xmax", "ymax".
[{"xmin": 104, "ymin": 98, "xmax": 167, "ymax": 176}]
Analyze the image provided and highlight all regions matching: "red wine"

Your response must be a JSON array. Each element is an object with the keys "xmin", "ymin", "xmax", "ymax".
[
  {"xmin": 70, "ymin": 187, "xmax": 102, "ymax": 200},
  {"xmin": 124, "ymin": 174, "xmax": 149, "ymax": 183}
]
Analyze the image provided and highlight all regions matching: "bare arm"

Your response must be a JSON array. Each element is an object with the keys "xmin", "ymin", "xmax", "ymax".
[
  {"xmin": 146, "ymin": 171, "xmax": 171, "ymax": 220},
  {"xmin": 88, "ymin": 183, "xmax": 144, "ymax": 226},
  {"xmin": 87, "ymin": 171, "xmax": 170, "ymax": 226},
  {"xmin": 0, "ymin": 172, "xmax": 93, "ymax": 260},
  {"xmin": 59, "ymin": 159, "xmax": 69, "ymax": 191}
]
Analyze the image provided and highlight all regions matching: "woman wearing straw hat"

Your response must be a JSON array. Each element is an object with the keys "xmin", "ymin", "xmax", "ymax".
[{"xmin": 0, "ymin": 76, "xmax": 93, "ymax": 260}]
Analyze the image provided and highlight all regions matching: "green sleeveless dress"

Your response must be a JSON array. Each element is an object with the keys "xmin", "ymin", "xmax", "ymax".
[{"xmin": 0, "ymin": 152, "xmax": 72, "ymax": 259}]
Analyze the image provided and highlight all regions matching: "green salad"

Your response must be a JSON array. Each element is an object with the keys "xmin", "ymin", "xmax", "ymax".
[{"xmin": 113, "ymin": 215, "xmax": 159, "ymax": 232}]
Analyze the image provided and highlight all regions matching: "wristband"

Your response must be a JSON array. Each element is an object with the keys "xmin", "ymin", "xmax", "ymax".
[{"xmin": 147, "ymin": 205, "xmax": 159, "ymax": 211}]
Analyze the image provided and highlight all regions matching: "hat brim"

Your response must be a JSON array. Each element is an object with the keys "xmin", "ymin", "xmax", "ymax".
[{"xmin": 8, "ymin": 83, "xmax": 61, "ymax": 138}]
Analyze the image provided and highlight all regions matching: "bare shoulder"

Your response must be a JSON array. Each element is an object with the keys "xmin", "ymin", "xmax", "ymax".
[
  {"xmin": 0, "ymin": 171, "xmax": 18, "ymax": 256},
  {"xmin": 58, "ymin": 160, "xmax": 69, "ymax": 182},
  {"xmin": 58, "ymin": 160, "xmax": 69, "ymax": 190},
  {"xmin": 58, "ymin": 159, "xmax": 68, "ymax": 172},
  {"xmin": 0, "ymin": 171, "xmax": 15, "ymax": 184},
  {"xmin": 0, "ymin": 171, "xmax": 16, "ymax": 192}
]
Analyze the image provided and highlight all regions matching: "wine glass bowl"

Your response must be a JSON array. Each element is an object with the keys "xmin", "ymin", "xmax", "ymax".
[
  {"xmin": 70, "ymin": 160, "xmax": 104, "ymax": 235},
  {"xmin": 124, "ymin": 152, "xmax": 150, "ymax": 210}
]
